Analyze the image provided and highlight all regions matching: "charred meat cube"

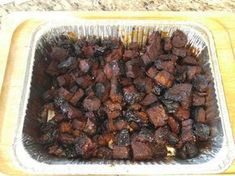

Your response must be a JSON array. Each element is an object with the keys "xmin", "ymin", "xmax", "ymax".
[
  {"xmin": 59, "ymin": 122, "xmax": 72, "ymax": 133},
  {"xmin": 83, "ymin": 96, "xmax": 101, "ymax": 111},
  {"xmin": 83, "ymin": 113, "xmax": 97, "ymax": 135},
  {"xmin": 171, "ymin": 30, "xmax": 187, "ymax": 48},
  {"xmin": 193, "ymin": 123, "xmax": 210, "ymax": 141},
  {"xmin": 57, "ymin": 74, "xmax": 73, "ymax": 87},
  {"xmin": 167, "ymin": 116, "xmax": 180, "ymax": 134},
  {"xmin": 163, "ymin": 83, "xmax": 192, "ymax": 109},
  {"xmin": 140, "ymin": 93, "xmax": 158, "ymax": 106},
  {"xmin": 155, "ymin": 60, "xmax": 176, "ymax": 74},
  {"xmin": 125, "ymin": 110, "xmax": 147, "ymax": 125},
  {"xmin": 146, "ymin": 66, "xmax": 158, "ymax": 78},
  {"xmin": 67, "ymin": 105, "xmax": 83, "ymax": 119},
  {"xmin": 79, "ymin": 59, "xmax": 90, "ymax": 73},
  {"xmin": 123, "ymin": 49, "xmax": 139, "ymax": 60},
  {"xmin": 152, "ymin": 84, "xmax": 165, "ymax": 96},
  {"xmin": 43, "ymin": 89, "xmax": 56, "ymax": 102},
  {"xmin": 172, "ymin": 47, "xmax": 187, "ymax": 57},
  {"xmin": 154, "ymin": 70, "xmax": 174, "ymax": 88},
  {"xmin": 154, "ymin": 126, "xmax": 170, "ymax": 143},
  {"xmin": 175, "ymin": 106, "xmax": 190, "ymax": 121},
  {"xmin": 116, "ymin": 129, "xmax": 130, "ymax": 146},
  {"xmin": 95, "ymin": 70, "xmax": 107, "ymax": 83},
  {"xmin": 136, "ymin": 128, "xmax": 154, "ymax": 143},
  {"xmin": 104, "ymin": 100, "xmax": 122, "ymax": 112},
  {"xmin": 146, "ymin": 104, "xmax": 169, "ymax": 128},
  {"xmin": 50, "ymin": 47, "xmax": 68, "ymax": 61},
  {"xmin": 114, "ymin": 118, "xmax": 128, "ymax": 131},
  {"xmin": 181, "ymin": 119, "xmax": 196, "ymax": 143},
  {"xmin": 72, "ymin": 119, "xmax": 86, "ymax": 130},
  {"xmin": 123, "ymin": 85, "xmax": 144, "ymax": 104},
  {"xmin": 131, "ymin": 136, "xmax": 153, "ymax": 160},
  {"xmin": 69, "ymin": 88, "xmax": 84, "ymax": 105},
  {"xmin": 112, "ymin": 145, "xmax": 130, "ymax": 159},
  {"xmin": 192, "ymin": 93, "xmax": 206, "ymax": 106},
  {"xmin": 106, "ymin": 110, "xmax": 122, "ymax": 120},
  {"xmin": 177, "ymin": 142, "xmax": 198, "ymax": 159},
  {"xmin": 125, "ymin": 59, "xmax": 142, "ymax": 78},
  {"xmin": 160, "ymin": 98, "xmax": 179, "ymax": 113},
  {"xmin": 134, "ymin": 77, "xmax": 153, "ymax": 94},
  {"xmin": 76, "ymin": 75, "xmax": 92, "ymax": 89},
  {"xmin": 186, "ymin": 66, "xmax": 201, "ymax": 80},
  {"xmin": 193, "ymin": 107, "xmax": 206, "ymax": 123},
  {"xmin": 59, "ymin": 133, "xmax": 75, "ymax": 144},
  {"xmin": 163, "ymin": 37, "xmax": 172, "ymax": 51},
  {"xmin": 98, "ymin": 133, "xmax": 115, "ymax": 146},
  {"xmin": 57, "ymin": 87, "xmax": 73, "ymax": 101},
  {"xmin": 75, "ymin": 134, "xmax": 96, "ymax": 158},
  {"xmin": 82, "ymin": 45, "xmax": 95, "ymax": 57},
  {"xmin": 95, "ymin": 147, "xmax": 112, "ymax": 159},
  {"xmin": 182, "ymin": 56, "xmax": 198, "ymax": 66},
  {"xmin": 105, "ymin": 43, "xmax": 123, "ymax": 62},
  {"xmin": 193, "ymin": 75, "xmax": 209, "ymax": 92}
]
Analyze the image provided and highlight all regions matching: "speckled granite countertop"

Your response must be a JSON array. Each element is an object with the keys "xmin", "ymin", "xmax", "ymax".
[{"xmin": 0, "ymin": 0, "xmax": 235, "ymax": 27}]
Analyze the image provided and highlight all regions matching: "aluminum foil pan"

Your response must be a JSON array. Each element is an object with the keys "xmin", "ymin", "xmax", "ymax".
[{"xmin": 13, "ymin": 20, "xmax": 234, "ymax": 175}]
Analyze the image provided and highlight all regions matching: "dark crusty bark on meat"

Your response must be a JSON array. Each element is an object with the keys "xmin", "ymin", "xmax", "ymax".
[{"xmin": 39, "ymin": 30, "xmax": 211, "ymax": 161}]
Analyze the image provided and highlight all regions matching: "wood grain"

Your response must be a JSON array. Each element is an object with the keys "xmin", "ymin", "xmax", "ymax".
[{"xmin": 0, "ymin": 12, "xmax": 234, "ymax": 175}]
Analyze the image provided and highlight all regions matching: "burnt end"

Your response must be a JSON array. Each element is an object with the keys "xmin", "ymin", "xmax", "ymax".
[
  {"xmin": 84, "ymin": 115, "xmax": 97, "ymax": 136},
  {"xmin": 193, "ymin": 107, "xmax": 206, "ymax": 123},
  {"xmin": 155, "ymin": 60, "xmax": 176, "ymax": 74},
  {"xmin": 76, "ymin": 75, "xmax": 92, "ymax": 89},
  {"xmin": 125, "ymin": 59, "xmax": 142, "ymax": 78},
  {"xmin": 186, "ymin": 66, "xmax": 202, "ymax": 80},
  {"xmin": 59, "ymin": 133, "xmax": 75, "ymax": 144},
  {"xmin": 171, "ymin": 30, "xmax": 187, "ymax": 48},
  {"xmin": 146, "ymin": 104, "xmax": 169, "ymax": 128},
  {"xmin": 192, "ymin": 93, "xmax": 206, "ymax": 106},
  {"xmin": 110, "ymin": 77, "xmax": 122, "ymax": 103},
  {"xmin": 83, "ymin": 96, "xmax": 101, "ymax": 111},
  {"xmin": 167, "ymin": 116, "xmax": 180, "ymax": 134},
  {"xmin": 177, "ymin": 142, "xmax": 198, "ymax": 159},
  {"xmin": 50, "ymin": 47, "xmax": 68, "ymax": 61},
  {"xmin": 69, "ymin": 88, "xmax": 84, "ymax": 105},
  {"xmin": 123, "ymin": 85, "xmax": 144, "ymax": 104},
  {"xmin": 193, "ymin": 75, "xmax": 209, "ymax": 92},
  {"xmin": 112, "ymin": 145, "xmax": 130, "ymax": 159},
  {"xmin": 131, "ymin": 137, "xmax": 153, "ymax": 160},
  {"xmin": 175, "ymin": 107, "xmax": 190, "ymax": 121},
  {"xmin": 193, "ymin": 123, "xmax": 210, "ymax": 141},
  {"xmin": 94, "ymin": 147, "xmax": 112, "ymax": 159},
  {"xmin": 140, "ymin": 93, "xmax": 158, "ymax": 106},
  {"xmin": 172, "ymin": 47, "xmax": 187, "ymax": 57},
  {"xmin": 57, "ymin": 87, "xmax": 73, "ymax": 101},
  {"xmin": 154, "ymin": 70, "xmax": 174, "ymax": 88},
  {"xmin": 183, "ymin": 56, "xmax": 198, "ymax": 66},
  {"xmin": 146, "ymin": 66, "xmax": 158, "ymax": 79}
]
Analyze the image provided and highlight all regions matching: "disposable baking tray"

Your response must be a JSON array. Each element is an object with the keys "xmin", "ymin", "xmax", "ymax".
[{"xmin": 13, "ymin": 20, "xmax": 235, "ymax": 175}]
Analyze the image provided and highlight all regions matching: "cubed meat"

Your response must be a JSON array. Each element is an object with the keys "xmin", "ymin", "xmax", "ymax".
[
  {"xmin": 129, "ymin": 103, "xmax": 142, "ymax": 111},
  {"xmin": 192, "ymin": 93, "xmax": 206, "ymax": 106},
  {"xmin": 186, "ymin": 66, "xmax": 201, "ymax": 80},
  {"xmin": 125, "ymin": 59, "xmax": 142, "ymax": 78},
  {"xmin": 175, "ymin": 107, "xmax": 190, "ymax": 121},
  {"xmin": 146, "ymin": 104, "xmax": 168, "ymax": 128},
  {"xmin": 75, "ymin": 134, "xmax": 96, "ymax": 158},
  {"xmin": 163, "ymin": 83, "xmax": 192, "ymax": 109},
  {"xmin": 123, "ymin": 85, "xmax": 144, "ymax": 104},
  {"xmin": 59, "ymin": 133, "xmax": 75, "ymax": 144},
  {"xmin": 105, "ymin": 44, "xmax": 123, "ymax": 62},
  {"xmin": 76, "ymin": 75, "xmax": 92, "ymax": 89},
  {"xmin": 72, "ymin": 119, "xmax": 86, "ymax": 130},
  {"xmin": 79, "ymin": 59, "xmax": 90, "ymax": 73},
  {"xmin": 135, "ymin": 128, "xmax": 154, "ymax": 143},
  {"xmin": 67, "ymin": 105, "xmax": 83, "ymax": 119},
  {"xmin": 95, "ymin": 70, "xmax": 107, "ymax": 83},
  {"xmin": 57, "ymin": 87, "xmax": 73, "ymax": 101},
  {"xmin": 82, "ymin": 45, "xmax": 95, "ymax": 57},
  {"xmin": 152, "ymin": 84, "xmax": 165, "ymax": 96},
  {"xmin": 146, "ymin": 66, "xmax": 158, "ymax": 78},
  {"xmin": 172, "ymin": 47, "xmax": 187, "ymax": 57},
  {"xmin": 57, "ymin": 74, "xmax": 72, "ymax": 87},
  {"xmin": 106, "ymin": 110, "xmax": 121, "ymax": 120},
  {"xmin": 193, "ymin": 75, "xmax": 209, "ymax": 92},
  {"xmin": 95, "ymin": 147, "xmax": 112, "ymax": 159},
  {"xmin": 123, "ymin": 50, "xmax": 139, "ymax": 60},
  {"xmin": 193, "ymin": 123, "xmax": 210, "ymax": 141},
  {"xmin": 167, "ymin": 116, "xmax": 180, "ymax": 134},
  {"xmin": 158, "ymin": 54, "xmax": 178, "ymax": 62},
  {"xmin": 154, "ymin": 126, "xmax": 170, "ymax": 143},
  {"xmin": 155, "ymin": 60, "xmax": 176, "ymax": 74},
  {"xmin": 98, "ymin": 133, "xmax": 114, "ymax": 146},
  {"xmin": 131, "ymin": 137, "xmax": 153, "ymax": 160},
  {"xmin": 116, "ymin": 129, "xmax": 130, "ymax": 146},
  {"xmin": 182, "ymin": 56, "xmax": 198, "ymax": 65},
  {"xmin": 194, "ymin": 107, "xmax": 206, "ymax": 123},
  {"xmin": 177, "ymin": 142, "xmax": 198, "ymax": 159},
  {"xmin": 69, "ymin": 88, "xmax": 84, "ymax": 105},
  {"xmin": 140, "ymin": 93, "xmax": 158, "ymax": 106},
  {"xmin": 134, "ymin": 77, "xmax": 153, "ymax": 93},
  {"xmin": 163, "ymin": 37, "xmax": 172, "ymax": 51},
  {"xmin": 114, "ymin": 118, "xmax": 128, "ymax": 131},
  {"xmin": 112, "ymin": 146, "xmax": 130, "ymax": 159},
  {"xmin": 43, "ymin": 89, "xmax": 56, "ymax": 102},
  {"xmin": 171, "ymin": 30, "xmax": 187, "ymax": 48},
  {"xmin": 154, "ymin": 70, "xmax": 174, "ymax": 88},
  {"xmin": 83, "ymin": 96, "xmax": 101, "ymax": 111},
  {"xmin": 59, "ymin": 122, "xmax": 72, "ymax": 133},
  {"xmin": 50, "ymin": 47, "xmax": 68, "ymax": 61},
  {"xmin": 160, "ymin": 98, "xmax": 179, "ymax": 113}
]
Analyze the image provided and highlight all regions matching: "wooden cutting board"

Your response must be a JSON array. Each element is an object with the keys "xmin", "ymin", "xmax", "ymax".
[{"xmin": 0, "ymin": 12, "xmax": 234, "ymax": 175}]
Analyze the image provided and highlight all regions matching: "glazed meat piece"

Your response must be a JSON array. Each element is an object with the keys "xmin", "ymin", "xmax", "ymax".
[
  {"xmin": 140, "ymin": 93, "xmax": 158, "ymax": 106},
  {"xmin": 171, "ymin": 30, "xmax": 187, "ymax": 48},
  {"xmin": 40, "ymin": 30, "xmax": 210, "ymax": 161},
  {"xmin": 123, "ymin": 85, "xmax": 144, "ymax": 104},
  {"xmin": 75, "ymin": 134, "xmax": 96, "ymax": 158},
  {"xmin": 154, "ymin": 70, "xmax": 174, "ymax": 88},
  {"xmin": 146, "ymin": 104, "xmax": 168, "ymax": 128},
  {"xmin": 112, "ymin": 145, "xmax": 130, "ymax": 159},
  {"xmin": 69, "ymin": 88, "xmax": 84, "ymax": 105}
]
